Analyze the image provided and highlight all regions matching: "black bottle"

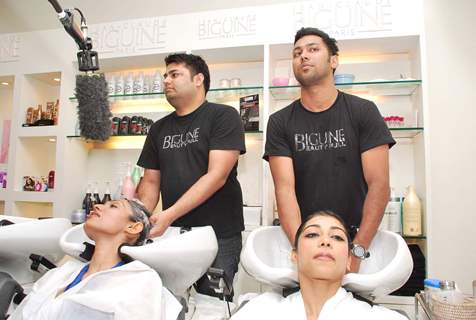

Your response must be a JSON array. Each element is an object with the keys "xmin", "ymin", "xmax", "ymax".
[{"xmin": 82, "ymin": 184, "xmax": 93, "ymax": 216}]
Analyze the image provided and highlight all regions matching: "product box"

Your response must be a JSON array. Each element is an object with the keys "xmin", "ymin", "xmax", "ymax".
[{"xmin": 239, "ymin": 94, "xmax": 259, "ymax": 131}]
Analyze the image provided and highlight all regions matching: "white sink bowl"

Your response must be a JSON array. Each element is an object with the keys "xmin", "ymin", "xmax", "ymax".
[
  {"xmin": 240, "ymin": 226, "xmax": 413, "ymax": 300},
  {"xmin": 60, "ymin": 224, "xmax": 218, "ymax": 296},
  {"xmin": 0, "ymin": 215, "xmax": 71, "ymax": 284}
]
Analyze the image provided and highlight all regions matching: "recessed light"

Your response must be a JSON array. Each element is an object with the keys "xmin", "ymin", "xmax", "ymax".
[
  {"xmin": 1, "ymin": 82, "xmax": 8, "ymax": 86},
  {"xmin": 53, "ymin": 78, "xmax": 61, "ymax": 82},
  {"xmin": 48, "ymin": 138, "xmax": 56, "ymax": 142}
]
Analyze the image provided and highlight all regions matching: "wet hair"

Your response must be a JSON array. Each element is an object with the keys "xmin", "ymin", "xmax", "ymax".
[
  {"xmin": 293, "ymin": 210, "xmax": 351, "ymax": 250},
  {"xmin": 165, "ymin": 53, "xmax": 211, "ymax": 94},
  {"xmin": 294, "ymin": 27, "xmax": 339, "ymax": 56},
  {"xmin": 126, "ymin": 199, "xmax": 152, "ymax": 246}
]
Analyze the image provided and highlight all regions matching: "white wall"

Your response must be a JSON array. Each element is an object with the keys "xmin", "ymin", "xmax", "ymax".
[{"xmin": 423, "ymin": 0, "xmax": 476, "ymax": 293}]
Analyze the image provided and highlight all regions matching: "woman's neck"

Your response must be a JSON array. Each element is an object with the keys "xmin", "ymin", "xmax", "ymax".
[
  {"xmin": 299, "ymin": 276, "xmax": 341, "ymax": 320},
  {"xmin": 84, "ymin": 239, "xmax": 123, "ymax": 278}
]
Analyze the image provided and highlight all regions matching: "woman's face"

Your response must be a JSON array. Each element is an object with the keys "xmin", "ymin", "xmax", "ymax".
[
  {"xmin": 292, "ymin": 215, "xmax": 350, "ymax": 282},
  {"xmin": 84, "ymin": 200, "xmax": 141, "ymax": 243}
]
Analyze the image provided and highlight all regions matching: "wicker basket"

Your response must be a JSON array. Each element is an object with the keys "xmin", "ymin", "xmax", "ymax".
[{"xmin": 431, "ymin": 296, "xmax": 476, "ymax": 320}]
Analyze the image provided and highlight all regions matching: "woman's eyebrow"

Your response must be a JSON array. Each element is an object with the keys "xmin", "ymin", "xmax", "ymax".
[
  {"xmin": 303, "ymin": 224, "xmax": 321, "ymax": 231},
  {"xmin": 330, "ymin": 226, "xmax": 346, "ymax": 233}
]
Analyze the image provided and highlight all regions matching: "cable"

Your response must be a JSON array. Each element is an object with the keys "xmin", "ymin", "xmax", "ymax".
[{"xmin": 73, "ymin": 7, "xmax": 85, "ymax": 24}]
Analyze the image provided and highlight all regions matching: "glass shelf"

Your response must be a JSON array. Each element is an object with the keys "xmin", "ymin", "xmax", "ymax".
[
  {"xmin": 389, "ymin": 127, "xmax": 424, "ymax": 139},
  {"xmin": 270, "ymin": 80, "xmax": 422, "ymax": 100},
  {"xmin": 69, "ymin": 86, "xmax": 264, "ymax": 104},
  {"xmin": 403, "ymin": 235, "xmax": 426, "ymax": 240},
  {"xmin": 67, "ymin": 131, "xmax": 262, "ymax": 149}
]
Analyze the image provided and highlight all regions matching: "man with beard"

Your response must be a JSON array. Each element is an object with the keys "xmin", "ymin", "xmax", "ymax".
[{"xmin": 263, "ymin": 27, "xmax": 395, "ymax": 272}]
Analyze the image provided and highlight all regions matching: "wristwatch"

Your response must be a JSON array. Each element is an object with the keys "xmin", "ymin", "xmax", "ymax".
[{"xmin": 351, "ymin": 243, "xmax": 370, "ymax": 260}]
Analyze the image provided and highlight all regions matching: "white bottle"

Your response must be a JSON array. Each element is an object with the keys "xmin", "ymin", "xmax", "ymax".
[
  {"xmin": 121, "ymin": 162, "xmax": 136, "ymax": 200},
  {"xmin": 403, "ymin": 185, "xmax": 422, "ymax": 236},
  {"xmin": 107, "ymin": 75, "xmax": 115, "ymax": 96},
  {"xmin": 115, "ymin": 73, "xmax": 124, "ymax": 95},
  {"xmin": 386, "ymin": 188, "xmax": 402, "ymax": 233},
  {"xmin": 152, "ymin": 71, "xmax": 164, "ymax": 93},
  {"xmin": 143, "ymin": 75, "xmax": 150, "ymax": 94},
  {"xmin": 124, "ymin": 72, "xmax": 134, "ymax": 95},
  {"xmin": 133, "ymin": 72, "xmax": 144, "ymax": 94}
]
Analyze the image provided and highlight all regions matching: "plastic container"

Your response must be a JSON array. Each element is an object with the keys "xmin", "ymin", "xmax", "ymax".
[
  {"xmin": 403, "ymin": 185, "xmax": 423, "ymax": 236},
  {"xmin": 334, "ymin": 73, "xmax": 355, "ymax": 84},
  {"xmin": 424, "ymin": 278, "xmax": 441, "ymax": 309},
  {"xmin": 71, "ymin": 209, "xmax": 86, "ymax": 224},
  {"xmin": 437, "ymin": 280, "xmax": 465, "ymax": 305},
  {"xmin": 271, "ymin": 77, "xmax": 289, "ymax": 86}
]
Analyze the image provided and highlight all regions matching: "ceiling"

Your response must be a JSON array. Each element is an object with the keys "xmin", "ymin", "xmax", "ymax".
[{"xmin": 0, "ymin": 0, "xmax": 297, "ymax": 34}]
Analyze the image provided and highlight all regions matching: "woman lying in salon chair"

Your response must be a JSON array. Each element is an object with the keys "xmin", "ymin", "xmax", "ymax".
[
  {"xmin": 9, "ymin": 199, "xmax": 180, "ymax": 320},
  {"xmin": 232, "ymin": 210, "xmax": 406, "ymax": 320}
]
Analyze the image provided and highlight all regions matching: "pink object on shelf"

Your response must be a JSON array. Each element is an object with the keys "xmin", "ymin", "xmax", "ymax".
[
  {"xmin": 272, "ymin": 77, "xmax": 289, "ymax": 86},
  {"xmin": 0, "ymin": 120, "xmax": 11, "ymax": 163}
]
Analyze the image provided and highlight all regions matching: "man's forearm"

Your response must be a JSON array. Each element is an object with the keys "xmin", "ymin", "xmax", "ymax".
[
  {"xmin": 136, "ymin": 180, "xmax": 160, "ymax": 213},
  {"xmin": 275, "ymin": 187, "xmax": 302, "ymax": 245},
  {"xmin": 354, "ymin": 182, "xmax": 389, "ymax": 248}
]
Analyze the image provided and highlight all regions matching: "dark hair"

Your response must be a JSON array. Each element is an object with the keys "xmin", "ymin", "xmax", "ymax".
[
  {"xmin": 165, "ymin": 53, "xmax": 211, "ymax": 94},
  {"xmin": 293, "ymin": 210, "xmax": 351, "ymax": 250},
  {"xmin": 126, "ymin": 199, "xmax": 152, "ymax": 246},
  {"xmin": 294, "ymin": 27, "xmax": 339, "ymax": 56}
]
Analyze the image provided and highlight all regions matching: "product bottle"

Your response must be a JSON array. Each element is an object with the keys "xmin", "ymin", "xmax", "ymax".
[
  {"xmin": 102, "ymin": 181, "xmax": 112, "ymax": 204},
  {"xmin": 82, "ymin": 183, "xmax": 93, "ymax": 215},
  {"xmin": 143, "ymin": 75, "xmax": 150, "ymax": 94},
  {"xmin": 124, "ymin": 72, "xmax": 134, "ymax": 95},
  {"xmin": 402, "ymin": 185, "xmax": 423, "ymax": 236},
  {"xmin": 131, "ymin": 165, "xmax": 142, "ymax": 186},
  {"xmin": 133, "ymin": 72, "xmax": 144, "ymax": 94},
  {"xmin": 151, "ymin": 71, "xmax": 163, "ymax": 93},
  {"xmin": 93, "ymin": 181, "xmax": 101, "ymax": 205},
  {"xmin": 387, "ymin": 188, "xmax": 402, "ymax": 233},
  {"xmin": 48, "ymin": 170, "xmax": 55, "ymax": 189},
  {"xmin": 121, "ymin": 162, "xmax": 136, "ymax": 199},
  {"xmin": 115, "ymin": 73, "xmax": 124, "ymax": 95},
  {"xmin": 107, "ymin": 75, "xmax": 115, "ymax": 96}
]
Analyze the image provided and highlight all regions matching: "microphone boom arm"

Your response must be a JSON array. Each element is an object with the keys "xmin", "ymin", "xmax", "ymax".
[{"xmin": 47, "ymin": 0, "xmax": 99, "ymax": 72}]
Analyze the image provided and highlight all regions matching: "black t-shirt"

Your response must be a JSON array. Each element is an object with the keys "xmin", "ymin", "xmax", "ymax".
[
  {"xmin": 138, "ymin": 101, "xmax": 246, "ymax": 238},
  {"xmin": 263, "ymin": 91, "xmax": 395, "ymax": 227}
]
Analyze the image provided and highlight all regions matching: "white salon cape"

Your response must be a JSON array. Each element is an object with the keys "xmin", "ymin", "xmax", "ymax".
[
  {"xmin": 9, "ymin": 259, "xmax": 182, "ymax": 320},
  {"xmin": 231, "ymin": 288, "xmax": 407, "ymax": 320}
]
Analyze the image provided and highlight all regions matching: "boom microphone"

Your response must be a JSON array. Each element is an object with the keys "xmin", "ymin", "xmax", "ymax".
[
  {"xmin": 47, "ymin": 0, "xmax": 112, "ymax": 140},
  {"xmin": 75, "ymin": 74, "xmax": 112, "ymax": 141}
]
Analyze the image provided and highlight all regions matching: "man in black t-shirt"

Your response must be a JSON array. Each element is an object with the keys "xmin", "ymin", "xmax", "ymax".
[
  {"xmin": 137, "ymin": 53, "xmax": 246, "ymax": 298},
  {"xmin": 264, "ymin": 28, "xmax": 395, "ymax": 273}
]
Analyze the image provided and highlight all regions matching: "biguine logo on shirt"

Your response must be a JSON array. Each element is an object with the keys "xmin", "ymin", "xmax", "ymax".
[
  {"xmin": 295, "ymin": 128, "xmax": 346, "ymax": 152},
  {"xmin": 163, "ymin": 128, "xmax": 200, "ymax": 149}
]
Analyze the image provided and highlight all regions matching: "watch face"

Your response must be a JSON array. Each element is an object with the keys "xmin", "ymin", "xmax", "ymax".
[{"xmin": 352, "ymin": 245, "xmax": 365, "ymax": 257}]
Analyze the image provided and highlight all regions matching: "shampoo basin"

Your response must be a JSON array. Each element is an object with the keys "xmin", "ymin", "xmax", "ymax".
[
  {"xmin": 0, "ymin": 215, "xmax": 71, "ymax": 284},
  {"xmin": 240, "ymin": 226, "xmax": 413, "ymax": 300},
  {"xmin": 60, "ymin": 224, "xmax": 218, "ymax": 296}
]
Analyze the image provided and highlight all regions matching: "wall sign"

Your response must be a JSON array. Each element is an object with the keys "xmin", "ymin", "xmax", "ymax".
[
  {"xmin": 89, "ymin": 17, "xmax": 167, "ymax": 56},
  {"xmin": 293, "ymin": 0, "xmax": 393, "ymax": 38},
  {"xmin": 0, "ymin": 34, "xmax": 21, "ymax": 63},
  {"xmin": 198, "ymin": 14, "xmax": 257, "ymax": 40}
]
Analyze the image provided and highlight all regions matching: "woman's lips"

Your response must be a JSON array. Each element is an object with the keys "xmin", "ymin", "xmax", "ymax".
[{"xmin": 313, "ymin": 252, "xmax": 335, "ymax": 261}]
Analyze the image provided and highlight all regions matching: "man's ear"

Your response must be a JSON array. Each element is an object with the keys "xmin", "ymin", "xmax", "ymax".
[
  {"xmin": 194, "ymin": 73, "xmax": 205, "ymax": 88},
  {"xmin": 330, "ymin": 55, "xmax": 339, "ymax": 70},
  {"xmin": 125, "ymin": 222, "xmax": 144, "ymax": 237}
]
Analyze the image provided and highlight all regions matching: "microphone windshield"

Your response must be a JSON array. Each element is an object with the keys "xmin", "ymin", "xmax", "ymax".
[{"xmin": 75, "ymin": 73, "xmax": 112, "ymax": 141}]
